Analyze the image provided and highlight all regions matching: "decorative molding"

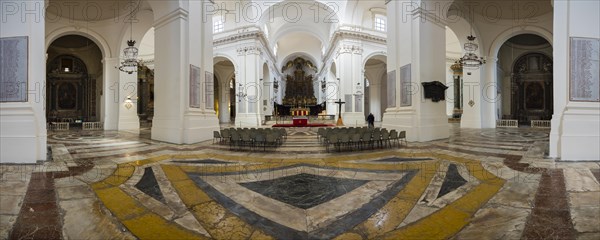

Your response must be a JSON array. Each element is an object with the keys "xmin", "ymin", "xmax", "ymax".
[
  {"xmin": 408, "ymin": 7, "xmax": 447, "ymax": 29},
  {"xmin": 237, "ymin": 45, "xmax": 262, "ymax": 56},
  {"xmin": 153, "ymin": 8, "xmax": 189, "ymax": 30},
  {"xmin": 338, "ymin": 45, "xmax": 363, "ymax": 56}
]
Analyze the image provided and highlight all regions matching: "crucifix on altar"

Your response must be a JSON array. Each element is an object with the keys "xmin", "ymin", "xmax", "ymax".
[{"xmin": 334, "ymin": 98, "xmax": 345, "ymax": 126}]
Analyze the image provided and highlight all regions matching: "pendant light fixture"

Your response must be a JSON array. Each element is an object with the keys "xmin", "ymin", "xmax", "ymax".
[
  {"xmin": 458, "ymin": 1, "xmax": 485, "ymax": 69},
  {"xmin": 118, "ymin": 0, "xmax": 139, "ymax": 74}
]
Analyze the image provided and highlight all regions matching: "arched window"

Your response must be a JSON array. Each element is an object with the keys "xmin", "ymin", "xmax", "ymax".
[{"xmin": 374, "ymin": 14, "xmax": 386, "ymax": 32}]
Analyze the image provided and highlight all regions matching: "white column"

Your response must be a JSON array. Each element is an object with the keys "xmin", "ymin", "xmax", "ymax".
[
  {"xmin": 325, "ymin": 78, "xmax": 338, "ymax": 116},
  {"xmin": 102, "ymin": 58, "xmax": 120, "ymax": 130},
  {"xmin": 336, "ymin": 44, "xmax": 365, "ymax": 126},
  {"xmin": 219, "ymin": 84, "xmax": 230, "ymax": 123},
  {"xmin": 0, "ymin": 0, "xmax": 47, "ymax": 163},
  {"xmin": 234, "ymin": 45, "xmax": 262, "ymax": 127},
  {"xmin": 117, "ymin": 71, "xmax": 139, "ymax": 133},
  {"xmin": 382, "ymin": 0, "xmax": 449, "ymax": 141},
  {"xmin": 481, "ymin": 58, "xmax": 499, "ymax": 128},
  {"xmin": 552, "ymin": 0, "xmax": 600, "ymax": 160},
  {"xmin": 151, "ymin": 4, "xmax": 219, "ymax": 144},
  {"xmin": 460, "ymin": 68, "xmax": 483, "ymax": 128}
]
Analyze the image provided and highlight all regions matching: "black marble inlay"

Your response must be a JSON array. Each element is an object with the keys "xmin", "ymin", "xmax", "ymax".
[
  {"xmin": 172, "ymin": 159, "xmax": 233, "ymax": 164},
  {"xmin": 187, "ymin": 164, "xmax": 417, "ymax": 240},
  {"xmin": 240, "ymin": 173, "xmax": 368, "ymax": 209},
  {"xmin": 134, "ymin": 167, "xmax": 165, "ymax": 204},
  {"xmin": 437, "ymin": 164, "xmax": 468, "ymax": 198},
  {"xmin": 374, "ymin": 157, "xmax": 433, "ymax": 162}
]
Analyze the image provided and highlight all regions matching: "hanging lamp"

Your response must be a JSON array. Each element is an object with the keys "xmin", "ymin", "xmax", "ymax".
[
  {"xmin": 118, "ymin": 0, "xmax": 139, "ymax": 74},
  {"xmin": 458, "ymin": 1, "xmax": 485, "ymax": 69}
]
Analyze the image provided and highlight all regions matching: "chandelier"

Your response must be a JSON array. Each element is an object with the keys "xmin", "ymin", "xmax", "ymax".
[
  {"xmin": 458, "ymin": 35, "xmax": 485, "ymax": 69},
  {"xmin": 459, "ymin": 1, "xmax": 485, "ymax": 70},
  {"xmin": 118, "ymin": 0, "xmax": 138, "ymax": 74}
]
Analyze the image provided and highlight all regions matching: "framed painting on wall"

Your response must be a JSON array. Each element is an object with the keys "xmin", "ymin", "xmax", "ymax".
[
  {"xmin": 0, "ymin": 36, "xmax": 28, "ymax": 102},
  {"xmin": 569, "ymin": 37, "xmax": 600, "ymax": 102},
  {"xmin": 189, "ymin": 64, "xmax": 201, "ymax": 108}
]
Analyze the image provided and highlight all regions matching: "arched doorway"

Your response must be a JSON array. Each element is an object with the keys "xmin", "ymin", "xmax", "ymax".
[
  {"xmin": 46, "ymin": 35, "xmax": 102, "ymax": 127},
  {"xmin": 137, "ymin": 28, "xmax": 156, "ymax": 128},
  {"xmin": 213, "ymin": 57, "xmax": 236, "ymax": 123},
  {"xmin": 363, "ymin": 55, "xmax": 387, "ymax": 122},
  {"xmin": 498, "ymin": 34, "xmax": 553, "ymax": 125},
  {"xmin": 511, "ymin": 52, "xmax": 553, "ymax": 123}
]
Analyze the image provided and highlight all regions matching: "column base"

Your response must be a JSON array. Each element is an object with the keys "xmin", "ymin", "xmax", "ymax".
[
  {"xmin": 118, "ymin": 116, "xmax": 140, "ymax": 134},
  {"xmin": 383, "ymin": 110, "xmax": 449, "ymax": 142},
  {"xmin": 0, "ymin": 105, "xmax": 47, "ymax": 163},
  {"xmin": 559, "ymin": 104, "xmax": 600, "ymax": 161},
  {"xmin": 341, "ymin": 113, "xmax": 365, "ymax": 127},
  {"xmin": 460, "ymin": 118, "xmax": 483, "ymax": 129},
  {"xmin": 234, "ymin": 114, "xmax": 262, "ymax": 128},
  {"xmin": 151, "ymin": 113, "xmax": 219, "ymax": 144}
]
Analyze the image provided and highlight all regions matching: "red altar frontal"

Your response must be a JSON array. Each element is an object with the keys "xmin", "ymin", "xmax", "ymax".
[
  {"xmin": 290, "ymin": 107, "xmax": 309, "ymax": 126},
  {"xmin": 292, "ymin": 116, "xmax": 308, "ymax": 126}
]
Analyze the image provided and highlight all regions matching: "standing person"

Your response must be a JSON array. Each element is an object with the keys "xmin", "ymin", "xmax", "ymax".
[{"xmin": 367, "ymin": 113, "xmax": 375, "ymax": 128}]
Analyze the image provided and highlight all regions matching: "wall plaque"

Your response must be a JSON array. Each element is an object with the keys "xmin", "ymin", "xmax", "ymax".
[
  {"xmin": 421, "ymin": 81, "xmax": 448, "ymax": 102},
  {"xmin": 205, "ymin": 71, "xmax": 214, "ymax": 109},
  {"xmin": 400, "ymin": 64, "xmax": 412, "ymax": 107},
  {"xmin": 387, "ymin": 70, "xmax": 396, "ymax": 108},
  {"xmin": 0, "ymin": 36, "xmax": 28, "ymax": 102},
  {"xmin": 570, "ymin": 37, "xmax": 600, "ymax": 102},
  {"xmin": 189, "ymin": 65, "xmax": 201, "ymax": 108}
]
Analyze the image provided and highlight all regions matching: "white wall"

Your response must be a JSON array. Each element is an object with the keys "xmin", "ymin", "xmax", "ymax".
[
  {"xmin": 551, "ymin": 0, "xmax": 600, "ymax": 161},
  {"xmin": 0, "ymin": 0, "xmax": 47, "ymax": 163}
]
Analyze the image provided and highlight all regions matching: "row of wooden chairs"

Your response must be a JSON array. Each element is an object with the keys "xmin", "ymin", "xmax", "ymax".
[
  {"xmin": 317, "ymin": 127, "xmax": 406, "ymax": 152},
  {"xmin": 213, "ymin": 128, "xmax": 287, "ymax": 151}
]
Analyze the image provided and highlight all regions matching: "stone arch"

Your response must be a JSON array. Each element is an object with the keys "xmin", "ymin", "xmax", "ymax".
[
  {"xmin": 46, "ymin": 27, "xmax": 111, "ymax": 58},
  {"xmin": 488, "ymin": 26, "xmax": 553, "ymax": 58}
]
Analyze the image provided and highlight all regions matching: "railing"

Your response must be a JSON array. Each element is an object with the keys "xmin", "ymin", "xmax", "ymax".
[
  {"xmin": 48, "ymin": 122, "xmax": 69, "ymax": 131},
  {"xmin": 531, "ymin": 120, "xmax": 551, "ymax": 128},
  {"xmin": 496, "ymin": 119, "xmax": 518, "ymax": 128},
  {"xmin": 83, "ymin": 122, "xmax": 103, "ymax": 130}
]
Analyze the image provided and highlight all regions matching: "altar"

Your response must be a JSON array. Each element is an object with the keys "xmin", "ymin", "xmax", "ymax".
[{"xmin": 292, "ymin": 116, "xmax": 308, "ymax": 126}]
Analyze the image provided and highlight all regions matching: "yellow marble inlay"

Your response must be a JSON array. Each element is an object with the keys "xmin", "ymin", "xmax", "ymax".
[
  {"xmin": 162, "ymin": 164, "xmax": 273, "ymax": 240},
  {"xmin": 92, "ymin": 151, "xmax": 505, "ymax": 240},
  {"xmin": 92, "ymin": 164, "xmax": 207, "ymax": 239}
]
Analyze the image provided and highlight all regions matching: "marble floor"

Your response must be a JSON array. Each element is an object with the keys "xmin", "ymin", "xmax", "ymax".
[{"xmin": 1, "ymin": 125, "xmax": 599, "ymax": 239}]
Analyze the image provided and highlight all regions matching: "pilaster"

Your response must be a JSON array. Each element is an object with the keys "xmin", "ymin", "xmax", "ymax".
[
  {"xmin": 234, "ymin": 44, "xmax": 263, "ymax": 127},
  {"xmin": 382, "ymin": 0, "xmax": 449, "ymax": 142},
  {"xmin": 102, "ymin": 58, "xmax": 120, "ymax": 130},
  {"xmin": 151, "ymin": 3, "xmax": 219, "ymax": 144}
]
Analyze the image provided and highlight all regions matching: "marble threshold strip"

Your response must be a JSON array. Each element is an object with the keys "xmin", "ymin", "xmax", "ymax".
[
  {"xmin": 9, "ymin": 164, "xmax": 93, "ymax": 239},
  {"xmin": 431, "ymin": 145, "xmax": 577, "ymax": 239}
]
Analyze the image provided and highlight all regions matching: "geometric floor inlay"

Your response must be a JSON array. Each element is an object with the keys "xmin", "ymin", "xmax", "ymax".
[
  {"xmin": 240, "ymin": 173, "xmax": 368, "ymax": 209},
  {"xmin": 134, "ymin": 167, "xmax": 166, "ymax": 204},
  {"xmin": 373, "ymin": 157, "xmax": 433, "ymax": 162},
  {"xmin": 172, "ymin": 159, "xmax": 234, "ymax": 164},
  {"xmin": 437, "ymin": 164, "xmax": 468, "ymax": 198},
  {"xmin": 186, "ymin": 164, "xmax": 417, "ymax": 239}
]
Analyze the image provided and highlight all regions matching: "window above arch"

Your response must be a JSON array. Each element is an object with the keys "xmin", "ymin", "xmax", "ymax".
[
  {"xmin": 213, "ymin": 16, "xmax": 224, "ymax": 33},
  {"xmin": 374, "ymin": 14, "xmax": 386, "ymax": 32}
]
